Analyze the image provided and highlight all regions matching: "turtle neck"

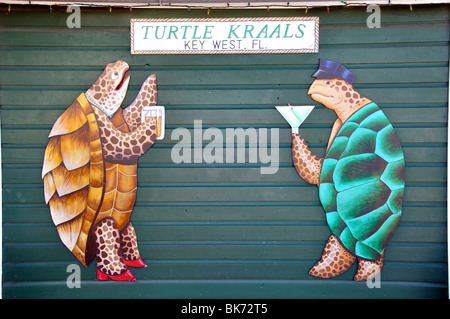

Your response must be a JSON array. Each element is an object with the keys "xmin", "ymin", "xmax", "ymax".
[{"xmin": 334, "ymin": 97, "xmax": 372, "ymax": 123}]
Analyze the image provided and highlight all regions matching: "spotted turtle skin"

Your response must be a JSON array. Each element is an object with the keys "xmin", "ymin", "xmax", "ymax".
[{"xmin": 318, "ymin": 102, "xmax": 405, "ymax": 262}]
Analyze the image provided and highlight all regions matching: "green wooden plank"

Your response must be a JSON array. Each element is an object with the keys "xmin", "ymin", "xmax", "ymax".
[
  {"xmin": 2, "ymin": 260, "xmax": 447, "ymax": 283},
  {"xmin": 2, "ymin": 224, "xmax": 332, "ymax": 243},
  {"xmin": 3, "ymin": 185, "xmax": 323, "ymax": 203},
  {"xmin": 1, "ymin": 184, "xmax": 446, "ymax": 205},
  {"xmin": 3, "ymin": 241, "xmax": 447, "ymax": 266},
  {"xmin": 1, "ymin": 66, "xmax": 448, "ymax": 86},
  {"xmin": 2, "ymin": 204, "xmax": 447, "ymax": 225},
  {"xmin": 1, "ymin": 24, "xmax": 448, "ymax": 47},
  {"xmin": 1, "ymin": 108, "xmax": 447, "ymax": 128},
  {"xmin": 1, "ymin": 126, "xmax": 447, "ymax": 147},
  {"xmin": 1, "ymin": 87, "xmax": 447, "ymax": 107},
  {"xmin": 2, "ymin": 146, "xmax": 446, "ymax": 165},
  {"xmin": 2, "ymin": 165, "xmax": 446, "ymax": 185},
  {"xmin": 1, "ymin": 6, "xmax": 448, "ymax": 28},
  {"xmin": 1, "ymin": 45, "xmax": 448, "ymax": 67},
  {"xmin": 3, "ymin": 222, "xmax": 447, "ymax": 244},
  {"xmin": 2, "ymin": 279, "xmax": 447, "ymax": 299}
]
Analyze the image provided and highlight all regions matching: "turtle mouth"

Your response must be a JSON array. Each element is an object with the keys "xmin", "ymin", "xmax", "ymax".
[
  {"xmin": 311, "ymin": 93, "xmax": 334, "ymax": 100},
  {"xmin": 115, "ymin": 67, "xmax": 130, "ymax": 91}
]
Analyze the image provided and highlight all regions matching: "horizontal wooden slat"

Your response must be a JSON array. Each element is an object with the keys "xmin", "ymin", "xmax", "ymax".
[
  {"xmin": 2, "ymin": 165, "xmax": 446, "ymax": 185},
  {"xmin": 2, "ymin": 259, "xmax": 447, "ymax": 283},
  {"xmin": 3, "ymin": 146, "xmax": 446, "ymax": 164},
  {"xmin": 1, "ymin": 66, "xmax": 448, "ymax": 86},
  {"xmin": 1, "ymin": 107, "xmax": 447, "ymax": 128},
  {"xmin": 1, "ymin": 127, "xmax": 447, "ymax": 147},
  {"xmin": 1, "ymin": 204, "xmax": 447, "ymax": 227},
  {"xmin": 1, "ymin": 185, "xmax": 447, "ymax": 204},
  {"xmin": 2, "ymin": 279, "xmax": 448, "ymax": 299},
  {"xmin": 2, "ymin": 222, "xmax": 447, "ymax": 244},
  {"xmin": 2, "ymin": 24, "xmax": 449, "ymax": 47},
  {"xmin": 1, "ymin": 86, "xmax": 448, "ymax": 107},
  {"xmin": 3, "ymin": 241, "xmax": 448, "ymax": 264},
  {"xmin": 1, "ymin": 5, "xmax": 448, "ymax": 27},
  {"xmin": 1, "ymin": 45, "xmax": 449, "ymax": 67}
]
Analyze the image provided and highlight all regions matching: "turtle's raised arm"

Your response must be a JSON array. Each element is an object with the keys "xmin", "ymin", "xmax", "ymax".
[
  {"xmin": 123, "ymin": 74, "xmax": 157, "ymax": 132},
  {"xmin": 291, "ymin": 133, "xmax": 323, "ymax": 186},
  {"xmin": 93, "ymin": 107, "xmax": 157, "ymax": 163}
]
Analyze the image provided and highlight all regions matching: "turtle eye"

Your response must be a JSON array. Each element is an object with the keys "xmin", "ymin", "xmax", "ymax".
[
  {"xmin": 111, "ymin": 71, "xmax": 119, "ymax": 80},
  {"xmin": 324, "ymin": 80, "xmax": 331, "ymax": 85}
]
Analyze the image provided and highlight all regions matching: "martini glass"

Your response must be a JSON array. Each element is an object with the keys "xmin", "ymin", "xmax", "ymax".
[{"xmin": 276, "ymin": 105, "xmax": 315, "ymax": 134}]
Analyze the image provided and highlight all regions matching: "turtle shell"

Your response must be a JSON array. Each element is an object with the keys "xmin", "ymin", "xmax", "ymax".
[
  {"xmin": 42, "ymin": 93, "xmax": 105, "ymax": 266},
  {"xmin": 318, "ymin": 102, "xmax": 405, "ymax": 262},
  {"xmin": 42, "ymin": 93, "xmax": 138, "ymax": 266}
]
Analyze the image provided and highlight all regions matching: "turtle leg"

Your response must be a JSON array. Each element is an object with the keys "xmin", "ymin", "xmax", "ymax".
[
  {"xmin": 121, "ymin": 222, "xmax": 147, "ymax": 268},
  {"xmin": 309, "ymin": 234, "xmax": 356, "ymax": 278},
  {"xmin": 354, "ymin": 250, "xmax": 384, "ymax": 281},
  {"xmin": 94, "ymin": 218, "xmax": 136, "ymax": 281}
]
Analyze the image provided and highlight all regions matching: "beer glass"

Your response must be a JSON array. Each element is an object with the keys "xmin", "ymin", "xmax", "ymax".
[{"xmin": 142, "ymin": 106, "xmax": 165, "ymax": 140}]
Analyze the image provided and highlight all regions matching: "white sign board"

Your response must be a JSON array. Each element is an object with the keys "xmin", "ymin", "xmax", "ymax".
[{"xmin": 131, "ymin": 17, "xmax": 319, "ymax": 54}]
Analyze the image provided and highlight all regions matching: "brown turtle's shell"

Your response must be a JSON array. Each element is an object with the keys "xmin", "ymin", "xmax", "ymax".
[{"xmin": 42, "ymin": 93, "xmax": 137, "ymax": 266}]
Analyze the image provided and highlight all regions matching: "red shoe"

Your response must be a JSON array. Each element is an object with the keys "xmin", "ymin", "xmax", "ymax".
[
  {"xmin": 96, "ymin": 268, "xmax": 136, "ymax": 281},
  {"xmin": 123, "ymin": 257, "xmax": 148, "ymax": 268}
]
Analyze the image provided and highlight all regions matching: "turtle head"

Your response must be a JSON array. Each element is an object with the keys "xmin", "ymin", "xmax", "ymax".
[
  {"xmin": 86, "ymin": 60, "xmax": 131, "ymax": 117},
  {"xmin": 308, "ymin": 78, "xmax": 370, "ymax": 122},
  {"xmin": 307, "ymin": 59, "xmax": 371, "ymax": 122},
  {"xmin": 308, "ymin": 78, "xmax": 348, "ymax": 110}
]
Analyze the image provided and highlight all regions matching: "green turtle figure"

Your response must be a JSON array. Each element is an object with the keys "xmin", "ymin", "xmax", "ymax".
[{"xmin": 291, "ymin": 59, "xmax": 405, "ymax": 281}]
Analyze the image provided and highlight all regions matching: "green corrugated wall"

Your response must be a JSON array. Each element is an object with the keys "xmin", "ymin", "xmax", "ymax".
[{"xmin": 1, "ymin": 4, "xmax": 448, "ymax": 299}]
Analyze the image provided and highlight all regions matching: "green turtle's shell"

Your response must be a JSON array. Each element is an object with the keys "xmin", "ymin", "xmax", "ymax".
[{"xmin": 319, "ymin": 102, "xmax": 405, "ymax": 262}]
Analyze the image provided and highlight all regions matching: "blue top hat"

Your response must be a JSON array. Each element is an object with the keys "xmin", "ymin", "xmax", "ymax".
[{"xmin": 312, "ymin": 59, "xmax": 357, "ymax": 84}]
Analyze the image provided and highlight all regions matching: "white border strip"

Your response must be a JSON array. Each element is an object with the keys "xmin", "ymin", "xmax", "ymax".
[
  {"xmin": 0, "ymin": 111, "xmax": 3, "ymax": 299},
  {"xmin": 447, "ymin": 55, "xmax": 450, "ymax": 299}
]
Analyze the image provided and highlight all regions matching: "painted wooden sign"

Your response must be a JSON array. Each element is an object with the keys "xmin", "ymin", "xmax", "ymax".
[
  {"xmin": 130, "ymin": 17, "xmax": 319, "ymax": 54},
  {"xmin": 42, "ymin": 61, "xmax": 163, "ymax": 281},
  {"xmin": 278, "ymin": 59, "xmax": 405, "ymax": 281}
]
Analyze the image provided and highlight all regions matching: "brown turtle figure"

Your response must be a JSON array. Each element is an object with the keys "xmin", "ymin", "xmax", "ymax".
[{"xmin": 42, "ymin": 61, "xmax": 159, "ymax": 281}]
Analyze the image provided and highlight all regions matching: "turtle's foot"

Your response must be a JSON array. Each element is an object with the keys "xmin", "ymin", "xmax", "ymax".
[
  {"xmin": 309, "ymin": 234, "xmax": 356, "ymax": 278},
  {"xmin": 124, "ymin": 257, "xmax": 148, "ymax": 268},
  {"xmin": 97, "ymin": 268, "xmax": 136, "ymax": 281},
  {"xmin": 354, "ymin": 255, "xmax": 383, "ymax": 281}
]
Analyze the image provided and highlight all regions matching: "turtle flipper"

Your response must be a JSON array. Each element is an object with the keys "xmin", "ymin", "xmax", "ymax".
[
  {"xmin": 291, "ymin": 133, "xmax": 323, "ymax": 186},
  {"xmin": 123, "ymin": 74, "xmax": 157, "ymax": 132},
  {"xmin": 309, "ymin": 234, "xmax": 356, "ymax": 278},
  {"xmin": 354, "ymin": 252, "xmax": 384, "ymax": 281}
]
